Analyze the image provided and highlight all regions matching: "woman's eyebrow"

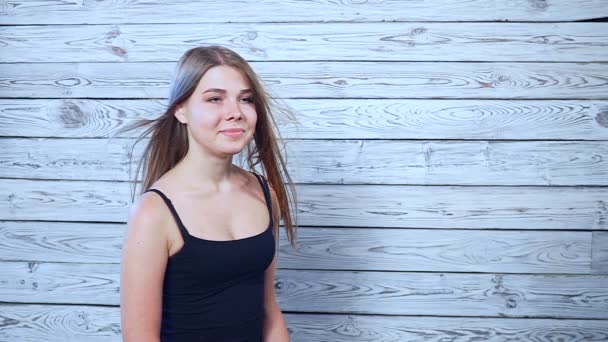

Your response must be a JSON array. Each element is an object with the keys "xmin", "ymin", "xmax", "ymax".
[
  {"xmin": 202, "ymin": 88, "xmax": 226, "ymax": 94},
  {"xmin": 202, "ymin": 88, "xmax": 253, "ymax": 94}
]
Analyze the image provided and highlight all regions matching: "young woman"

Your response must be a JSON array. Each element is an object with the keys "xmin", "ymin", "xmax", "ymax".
[{"xmin": 119, "ymin": 46, "xmax": 297, "ymax": 342}]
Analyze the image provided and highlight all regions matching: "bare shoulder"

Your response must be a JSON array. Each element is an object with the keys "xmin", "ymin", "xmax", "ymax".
[
  {"xmin": 129, "ymin": 191, "xmax": 169, "ymax": 227},
  {"xmin": 124, "ymin": 190, "xmax": 172, "ymax": 250},
  {"xmin": 238, "ymin": 167, "xmax": 280, "ymax": 217}
]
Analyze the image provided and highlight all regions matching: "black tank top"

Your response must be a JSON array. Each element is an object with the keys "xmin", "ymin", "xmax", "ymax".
[{"xmin": 144, "ymin": 172, "xmax": 276, "ymax": 342}]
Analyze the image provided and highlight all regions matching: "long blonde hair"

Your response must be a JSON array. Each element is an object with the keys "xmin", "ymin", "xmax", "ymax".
[{"xmin": 116, "ymin": 46, "xmax": 297, "ymax": 245}]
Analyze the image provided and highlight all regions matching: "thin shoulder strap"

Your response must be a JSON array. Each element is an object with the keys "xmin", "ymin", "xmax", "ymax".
[
  {"xmin": 144, "ymin": 189, "xmax": 191, "ymax": 240},
  {"xmin": 251, "ymin": 172, "xmax": 280, "ymax": 262},
  {"xmin": 251, "ymin": 172, "xmax": 274, "ymax": 228}
]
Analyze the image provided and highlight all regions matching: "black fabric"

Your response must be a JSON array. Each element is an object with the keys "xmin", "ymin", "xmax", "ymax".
[{"xmin": 144, "ymin": 172, "xmax": 275, "ymax": 342}]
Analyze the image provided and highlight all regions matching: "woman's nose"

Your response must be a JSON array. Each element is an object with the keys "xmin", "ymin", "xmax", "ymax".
[{"xmin": 224, "ymin": 100, "xmax": 243, "ymax": 120}]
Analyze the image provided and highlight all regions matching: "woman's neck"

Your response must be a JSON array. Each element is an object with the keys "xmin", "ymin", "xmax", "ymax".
[{"xmin": 172, "ymin": 148, "xmax": 237, "ymax": 192}]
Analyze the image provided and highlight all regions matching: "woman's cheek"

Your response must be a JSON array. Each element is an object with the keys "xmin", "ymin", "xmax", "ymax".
[
  {"xmin": 198, "ymin": 111, "xmax": 222, "ymax": 130},
  {"xmin": 245, "ymin": 107, "xmax": 257, "ymax": 124}
]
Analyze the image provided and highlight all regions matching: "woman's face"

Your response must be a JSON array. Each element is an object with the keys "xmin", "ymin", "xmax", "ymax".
[{"xmin": 175, "ymin": 65, "xmax": 257, "ymax": 158}]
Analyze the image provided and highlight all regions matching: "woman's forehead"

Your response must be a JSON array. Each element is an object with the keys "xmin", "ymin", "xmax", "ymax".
[{"xmin": 197, "ymin": 65, "xmax": 251, "ymax": 91}]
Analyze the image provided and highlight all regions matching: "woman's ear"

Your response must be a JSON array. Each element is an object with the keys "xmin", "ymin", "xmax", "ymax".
[{"xmin": 174, "ymin": 105, "xmax": 188, "ymax": 124}]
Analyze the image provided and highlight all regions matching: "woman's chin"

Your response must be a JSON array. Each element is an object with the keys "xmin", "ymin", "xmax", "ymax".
[{"xmin": 217, "ymin": 143, "xmax": 248, "ymax": 156}]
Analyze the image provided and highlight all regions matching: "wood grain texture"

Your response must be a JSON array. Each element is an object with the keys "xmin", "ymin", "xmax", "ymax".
[
  {"xmin": 286, "ymin": 140, "xmax": 608, "ymax": 186},
  {"xmin": 0, "ymin": 304, "xmax": 121, "ymax": 342},
  {"xmin": 2, "ymin": 138, "xmax": 607, "ymax": 186},
  {"xmin": 1, "ymin": 179, "xmax": 607, "ymax": 229},
  {"xmin": 0, "ymin": 221, "xmax": 124, "ymax": 264},
  {"xmin": 275, "ymin": 270, "xmax": 608, "ymax": 318},
  {"xmin": 2, "ymin": 1, "xmax": 608, "ymax": 337},
  {"xmin": 0, "ymin": 262, "xmax": 120, "ymax": 305},
  {"xmin": 3, "ymin": 23, "xmax": 607, "ymax": 63},
  {"xmin": 286, "ymin": 313, "xmax": 608, "ymax": 342},
  {"xmin": 0, "ymin": 222, "xmax": 593, "ymax": 274},
  {"xmin": 3, "ymin": 99, "xmax": 608, "ymax": 140},
  {"xmin": 1, "ymin": 262, "xmax": 606, "ymax": 318},
  {"xmin": 278, "ymin": 228, "xmax": 593, "ymax": 274},
  {"xmin": 2, "ymin": 62, "xmax": 607, "ymax": 99},
  {"xmin": 2, "ymin": 304, "xmax": 608, "ymax": 342},
  {"xmin": 592, "ymin": 231, "xmax": 608, "ymax": 274},
  {"xmin": 2, "ymin": 0, "xmax": 607, "ymax": 24}
]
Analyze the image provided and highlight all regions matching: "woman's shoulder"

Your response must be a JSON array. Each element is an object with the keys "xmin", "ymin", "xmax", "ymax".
[
  {"xmin": 239, "ymin": 167, "xmax": 280, "ymax": 215},
  {"xmin": 230, "ymin": 165, "xmax": 261, "ymax": 185},
  {"xmin": 126, "ymin": 186, "xmax": 173, "ymax": 238}
]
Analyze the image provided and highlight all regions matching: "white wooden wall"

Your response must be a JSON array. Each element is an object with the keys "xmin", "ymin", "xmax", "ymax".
[{"xmin": 1, "ymin": 1, "xmax": 608, "ymax": 341}]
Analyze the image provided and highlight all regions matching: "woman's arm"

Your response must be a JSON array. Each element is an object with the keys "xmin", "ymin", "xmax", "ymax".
[
  {"xmin": 120, "ymin": 193, "xmax": 170, "ymax": 342},
  {"xmin": 263, "ymin": 255, "xmax": 290, "ymax": 341},
  {"xmin": 262, "ymin": 184, "xmax": 291, "ymax": 342}
]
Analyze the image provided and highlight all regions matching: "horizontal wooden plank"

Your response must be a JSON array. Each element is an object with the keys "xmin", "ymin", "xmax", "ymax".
[
  {"xmin": 1, "ymin": 62, "xmax": 607, "ymax": 99},
  {"xmin": 0, "ymin": 304, "xmax": 121, "ymax": 342},
  {"xmin": 278, "ymin": 270, "xmax": 608, "ymax": 318},
  {"xmin": 1, "ymin": 179, "xmax": 606, "ymax": 229},
  {"xmin": 2, "ymin": 99, "xmax": 608, "ymax": 140},
  {"xmin": 2, "ymin": 138, "xmax": 607, "ymax": 186},
  {"xmin": 288, "ymin": 140, "xmax": 608, "ymax": 186},
  {"xmin": 287, "ymin": 314, "xmax": 608, "ymax": 342},
  {"xmin": 0, "ymin": 222, "xmax": 123, "ymax": 264},
  {"xmin": 2, "ymin": 0, "xmax": 607, "ymax": 24},
  {"xmin": 0, "ymin": 222, "xmax": 594, "ymax": 274},
  {"xmin": 3, "ymin": 23, "xmax": 607, "ymax": 63},
  {"xmin": 279, "ymin": 228, "xmax": 593, "ymax": 274},
  {"xmin": 2, "ymin": 304, "xmax": 608, "ymax": 342},
  {"xmin": 1, "ymin": 262, "xmax": 606, "ymax": 318},
  {"xmin": 592, "ymin": 231, "xmax": 608, "ymax": 274}
]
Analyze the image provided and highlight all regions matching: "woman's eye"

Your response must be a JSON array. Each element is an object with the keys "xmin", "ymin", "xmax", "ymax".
[
  {"xmin": 207, "ymin": 97, "xmax": 221, "ymax": 103},
  {"xmin": 241, "ymin": 97, "xmax": 254, "ymax": 104}
]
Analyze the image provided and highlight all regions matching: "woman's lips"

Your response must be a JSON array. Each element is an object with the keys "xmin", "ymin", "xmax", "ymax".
[{"xmin": 220, "ymin": 128, "xmax": 245, "ymax": 138}]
